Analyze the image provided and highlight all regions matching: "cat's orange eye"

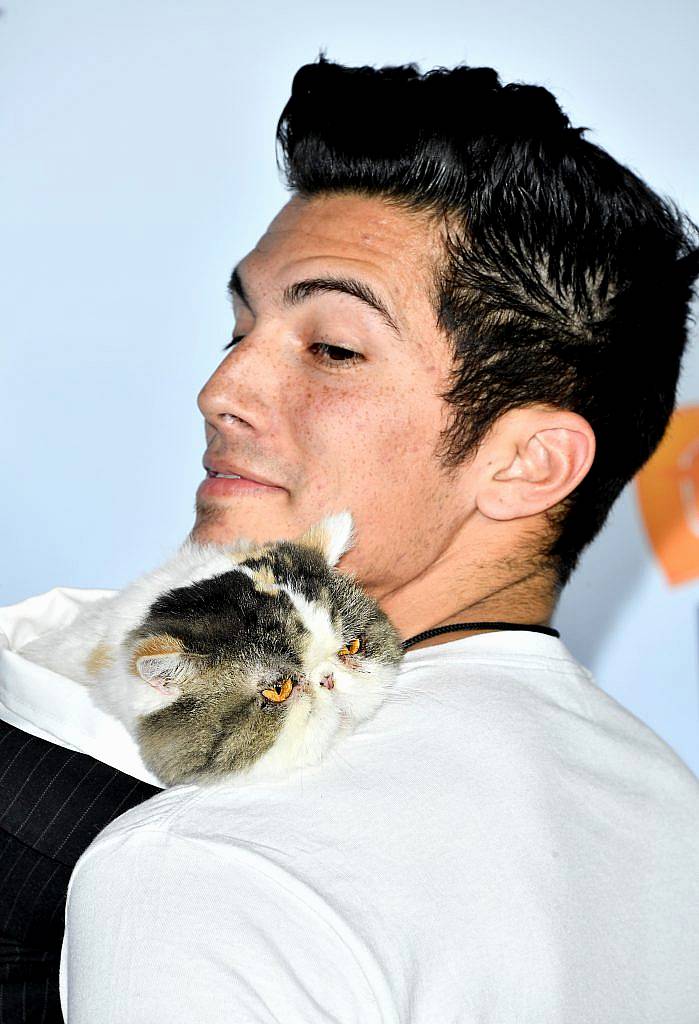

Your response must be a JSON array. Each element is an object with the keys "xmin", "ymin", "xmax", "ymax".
[
  {"xmin": 338, "ymin": 637, "xmax": 363, "ymax": 658},
  {"xmin": 261, "ymin": 678, "xmax": 294, "ymax": 703}
]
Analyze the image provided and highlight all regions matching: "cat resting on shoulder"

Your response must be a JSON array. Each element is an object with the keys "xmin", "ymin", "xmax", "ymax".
[{"xmin": 19, "ymin": 511, "xmax": 405, "ymax": 787}]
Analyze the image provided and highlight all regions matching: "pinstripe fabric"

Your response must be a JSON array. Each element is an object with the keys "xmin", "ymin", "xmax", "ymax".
[{"xmin": 0, "ymin": 720, "xmax": 161, "ymax": 1023}]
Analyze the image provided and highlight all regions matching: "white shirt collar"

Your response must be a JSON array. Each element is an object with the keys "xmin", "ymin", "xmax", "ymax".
[{"xmin": 0, "ymin": 586, "xmax": 163, "ymax": 786}]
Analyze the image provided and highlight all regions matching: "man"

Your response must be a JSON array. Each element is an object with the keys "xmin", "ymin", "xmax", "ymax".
[{"xmin": 2, "ymin": 55, "xmax": 699, "ymax": 1022}]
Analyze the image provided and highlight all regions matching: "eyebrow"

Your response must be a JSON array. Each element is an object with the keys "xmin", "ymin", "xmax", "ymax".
[{"xmin": 227, "ymin": 265, "xmax": 401, "ymax": 338}]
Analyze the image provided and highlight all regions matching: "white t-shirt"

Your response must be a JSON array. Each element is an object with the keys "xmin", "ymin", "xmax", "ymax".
[{"xmin": 1, "ymin": 588, "xmax": 698, "ymax": 1023}]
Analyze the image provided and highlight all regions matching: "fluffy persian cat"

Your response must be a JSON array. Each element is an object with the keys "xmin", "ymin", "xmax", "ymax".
[{"xmin": 19, "ymin": 511, "xmax": 405, "ymax": 787}]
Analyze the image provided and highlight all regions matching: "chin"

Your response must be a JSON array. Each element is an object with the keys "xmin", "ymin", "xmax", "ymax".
[
  {"xmin": 192, "ymin": 501, "xmax": 290, "ymax": 547},
  {"xmin": 191, "ymin": 502, "xmax": 241, "ymax": 544}
]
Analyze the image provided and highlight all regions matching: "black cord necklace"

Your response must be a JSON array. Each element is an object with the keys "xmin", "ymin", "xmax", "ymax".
[{"xmin": 402, "ymin": 621, "xmax": 560, "ymax": 652}]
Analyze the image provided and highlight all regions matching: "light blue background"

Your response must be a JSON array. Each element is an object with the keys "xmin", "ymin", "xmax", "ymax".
[{"xmin": 2, "ymin": 1, "xmax": 698, "ymax": 771}]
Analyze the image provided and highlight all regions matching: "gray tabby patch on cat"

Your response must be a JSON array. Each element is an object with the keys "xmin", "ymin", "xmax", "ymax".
[{"xmin": 19, "ymin": 511, "xmax": 405, "ymax": 786}]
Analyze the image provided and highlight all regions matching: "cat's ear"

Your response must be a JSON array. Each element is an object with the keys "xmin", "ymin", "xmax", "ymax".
[
  {"xmin": 135, "ymin": 652, "xmax": 192, "ymax": 699},
  {"xmin": 295, "ymin": 510, "xmax": 355, "ymax": 567},
  {"xmin": 130, "ymin": 633, "xmax": 198, "ymax": 699}
]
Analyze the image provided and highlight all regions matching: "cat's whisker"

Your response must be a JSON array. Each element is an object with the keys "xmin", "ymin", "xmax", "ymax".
[
  {"xmin": 326, "ymin": 742, "xmax": 364, "ymax": 779},
  {"xmin": 381, "ymin": 686, "xmax": 453, "ymax": 709}
]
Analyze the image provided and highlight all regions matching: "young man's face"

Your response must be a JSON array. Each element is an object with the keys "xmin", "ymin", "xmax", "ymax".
[{"xmin": 194, "ymin": 193, "xmax": 474, "ymax": 597}]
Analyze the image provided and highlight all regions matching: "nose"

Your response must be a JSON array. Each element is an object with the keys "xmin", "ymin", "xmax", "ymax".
[
  {"xmin": 197, "ymin": 362, "xmax": 255, "ymax": 434},
  {"xmin": 319, "ymin": 674, "xmax": 335, "ymax": 690},
  {"xmin": 196, "ymin": 330, "xmax": 285, "ymax": 434}
]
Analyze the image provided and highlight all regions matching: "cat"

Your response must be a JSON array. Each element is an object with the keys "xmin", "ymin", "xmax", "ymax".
[{"xmin": 18, "ymin": 510, "xmax": 405, "ymax": 787}]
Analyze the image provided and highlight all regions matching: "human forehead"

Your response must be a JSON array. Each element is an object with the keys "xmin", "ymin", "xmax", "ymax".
[{"xmin": 237, "ymin": 194, "xmax": 443, "ymax": 322}]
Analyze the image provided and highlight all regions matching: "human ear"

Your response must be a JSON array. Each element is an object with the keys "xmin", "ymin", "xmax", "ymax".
[{"xmin": 475, "ymin": 409, "xmax": 596, "ymax": 521}]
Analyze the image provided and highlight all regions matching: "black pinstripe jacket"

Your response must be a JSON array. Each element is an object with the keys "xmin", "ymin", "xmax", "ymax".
[{"xmin": 0, "ymin": 720, "xmax": 160, "ymax": 1023}]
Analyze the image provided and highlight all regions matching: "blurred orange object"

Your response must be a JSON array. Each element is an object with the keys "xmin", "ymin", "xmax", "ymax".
[{"xmin": 636, "ymin": 405, "xmax": 699, "ymax": 586}]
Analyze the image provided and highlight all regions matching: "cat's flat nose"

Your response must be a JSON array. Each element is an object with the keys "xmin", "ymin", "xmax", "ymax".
[{"xmin": 319, "ymin": 674, "xmax": 335, "ymax": 690}]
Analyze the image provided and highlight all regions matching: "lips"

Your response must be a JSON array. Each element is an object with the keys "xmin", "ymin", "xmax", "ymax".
[{"xmin": 203, "ymin": 458, "xmax": 281, "ymax": 488}]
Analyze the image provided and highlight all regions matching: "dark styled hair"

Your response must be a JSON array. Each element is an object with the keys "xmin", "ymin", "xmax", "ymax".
[{"xmin": 275, "ymin": 53, "xmax": 699, "ymax": 591}]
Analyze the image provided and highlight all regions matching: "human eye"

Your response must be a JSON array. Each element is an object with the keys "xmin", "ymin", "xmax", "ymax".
[
  {"xmin": 309, "ymin": 340, "xmax": 363, "ymax": 367},
  {"xmin": 222, "ymin": 333, "xmax": 245, "ymax": 352},
  {"xmin": 222, "ymin": 333, "xmax": 364, "ymax": 368}
]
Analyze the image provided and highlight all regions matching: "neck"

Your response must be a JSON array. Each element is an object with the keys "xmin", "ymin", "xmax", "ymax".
[{"xmin": 369, "ymin": 543, "xmax": 556, "ymax": 653}]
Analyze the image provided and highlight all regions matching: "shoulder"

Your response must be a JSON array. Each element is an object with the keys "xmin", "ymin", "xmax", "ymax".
[
  {"xmin": 0, "ymin": 585, "xmax": 117, "ymax": 649},
  {"xmin": 404, "ymin": 636, "xmax": 699, "ymax": 818},
  {"xmin": 63, "ymin": 786, "xmax": 389, "ymax": 1023}
]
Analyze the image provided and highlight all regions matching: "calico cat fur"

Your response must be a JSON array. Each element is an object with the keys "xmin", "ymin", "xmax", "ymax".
[{"xmin": 19, "ymin": 511, "xmax": 405, "ymax": 786}]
